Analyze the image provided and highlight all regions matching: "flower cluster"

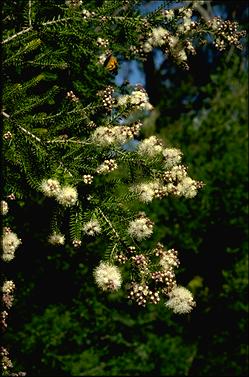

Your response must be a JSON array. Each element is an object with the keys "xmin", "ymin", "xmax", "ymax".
[
  {"xmin": 131, "ymin": 254, "xmax": 149, "ymax": 270},
  {"xmin": 162, "ymin": 165, "xmax": 203, "ymax": 199},
  {"xmin": 83, "ymin": 174, "xmax": 94, "ymax": 184},
  {"xmin": 82, "ymin": 219, "xmax": 101, "ymax": 236},
  {"xmin": 127, "ymin": 213, "xmax": 154, "ymax": 241},
  {"xmin": 98, "ymin": 85, "xmax": 115, "ymax": 111},
  {"xmin": 163, "ymin": 148, "xmax": 182, "ymax": 169},
  {"xmin": 137, "ymin": 136, "xmax": 163, "ymax": 157},
  {"xmin": 65, "ymin": 0, "xmax": 82, "ymax": 8},
  {"xmin": 128, "ymin": 282, "xmax": 160, "ymax": 306},
  {"xmin": 1, "ymin": 228, "xmax": 22, "ymax": 262},
  {"xmin": 92, "ymin": 122, "xmax": 141, "ymax": 147},
  {"xmin": 3, "ymin": 131, "xmax": 12, "ymax": 140},
  {"xmin": 131, "ymin": 181, "xmax": 166, "ymax": 203},
  {"xmin": 48, "ymin": 232, "xmax": 65, "ymax": 246},
  {"xmin": 97, "ymin": 37, "xmax": 109, "ymax": 48},
  {"xmin": 0, "ymin": 347, "xmax": 26, "ymax": 376},
  {"xmin": 41, "ymin": 179, "xmax": 78, "ymax": 207},
  {"xmin": 2, "ymin": 280, "xmax": 15, "ymax": 310},
  {"xmin": 41, "ymin": 178, "xmax": 61, "ymax": 198},
  {"xmin": 56, "ymin": 186, "xmax": 78, "ymax": 206},
  {"xmin": 117, "ymin": 87, "xmax": 153, "ymax": 111},
  {"xmin": 165, "ymin": 286, "xmax": 196, "ymax": 314},
  {"xmin": 207, "ymin": 17, "xmax": 246, "ymax": 51},
  {"xmin": 96, "ymin": 159, "xmax": 118, "ymax": 174},
  {"xmin": 66, "ymin": 90, "xmax": 79, "ymax": 102},
  {"xmin": 1, "ymin": 200, "xmax": 8, "ymax": 216},
  {"xmin": 94, "ymin": 261, "xmax": 122, "ymax": 291}
]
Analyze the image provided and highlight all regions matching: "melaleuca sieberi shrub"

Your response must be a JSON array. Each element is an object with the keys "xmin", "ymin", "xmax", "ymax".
[{"xmin": 1, "ymin": 1, "xmax": 246, "ymax": 375}]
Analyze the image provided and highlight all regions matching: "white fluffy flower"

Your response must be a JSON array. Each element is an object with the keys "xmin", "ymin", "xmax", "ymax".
[
  {"xmin": 176, "ymin": 177, "xmax": 198, "ymax": 198},
  {"xmin": 137, "ymin": 136, "xmax": 163, "ymax": 157},
  {"xmin": 41, "ymin": 178, "xmax": 61, "ymax": 198},
  {"xmin": 130, "ymin": 89, "xmax": 153, "ymax": 110},
  {"xmin": 94, "ymin": 261, "xmax": 122, "ymax": 291},
  {"xmin": 164, "ymin": 9, "xmax": 174, "ymax": 20},
  {"xmin": 163, "ymin": 148, "xmax": 182, "ymax": 169},
  {"xmin": 83, "ymin": 219, "xmax": 101, "ymax": 236},
  {"xmin": 127, "ymin": 215, "xmax": 154, "ymax": 241},
  {"xmin": 56, "ymin": 186, "xmax": 78, "ymax": 206},
  {"xmin": 1, "ymin": 201, "xmax": 8, "ymax": 216},
  {"xmin": 48, "ymin": 232, "xmax": 65, "ymax": 245},
  {"xmin": 2, "ymin": 231, "xmax": 21, "ymax": 262},
  {"xmin": 151, "ymin": 26, "xmax": 168, "ymax": 46},
  {"xmin": 117, "ymin": 89, "xmax": 153, "ymax": 111},
  {"xmin": 117, "ymin": 94, "xmax": 129, "ymax": 107},
  {"xmin": 165, "ymin": 286, "xmax": 196, "ymax": 314},
  {"xmin": 131, "ymin": 181, "xmax": 161, "ymax": 203},
  {"xmin": 92, "ymin": 125, "xmax": 137, "ymax": 147},
  {"xmin": 2, "ymin": 280, "xmax": 15, "ymax": 294},
  {"xmin": 91, "ymin": 126, "xmax": 115, "ymax": 145}
]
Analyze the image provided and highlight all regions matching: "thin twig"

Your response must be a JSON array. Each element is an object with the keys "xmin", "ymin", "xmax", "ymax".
[
  {"xmin": 2, "ymin": 27, "xmax": 33, "ymax": 45},
  {"xmin": 97, "ymin": 207, "xmax": 121, "ymax": 242},
  {"xmin": 29, "ymin": 0, "xmax": 32, "ymax": 27},
  {"xmin": 3, "ymin": 111, "xmax": 42, "ymax": 142}
]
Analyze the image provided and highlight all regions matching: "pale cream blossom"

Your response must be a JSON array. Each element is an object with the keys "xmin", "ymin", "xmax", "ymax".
[
  {"xmin": 2, "ymin": 230, "xmax": 21, "ymax": 262},
  {"xmin": 176, "ymin": 177, "xmax": 198, "ymax": 198},
  {"xmin": 56, "ymin": 186, "xmax": 78, "ymax": 206},
  {"xmin": 48, "ymin": 232, "xmax": 65, "ymax": 245},
  {"xmin": 163, "ymin": 148, "xmax": 182, "ymax": 168},
  {"xmin": 165, "ymin": 286, "xmax": 196, "ymax": 314},
  {"xmin": 127, "ymin": 215, "xmax": 154, "ymax": 241},
  {"xmin": 137, "ymin": 136, "xmax": 163, "ymax": 157},
  {"xmin": 83, "ymin": 219, "xmax": 101, "ymax": 236},
  {"xmin": 94, "ymin": 261, "xmax": 122, "ymax": 291},
  {"xmin": 41, "ymin": 178, "xmax": 61, "ymax": 197},
  {"xmin": 2, "ymin": 280, "xmax": 15, "ymax": 294}
]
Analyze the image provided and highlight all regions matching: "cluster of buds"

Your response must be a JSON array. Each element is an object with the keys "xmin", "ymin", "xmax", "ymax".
[
  {"xmin": 96, "ymin": 159, "xmax": 118, "ymax": 174},
  {"xmin": 0, "ymin": 347, "xmax": 26, "ymax": 376},
  {"xmin": 128, "ymin": 282, "xmax": 160, "ymax": 306},
  {"xmin": 207, "ymin": 17, "xmax": 246, "ymax": 51},
  {"xmin": 131, "ymin": 254, "xmax": 148, "ymax": 270},
  {"xmin": 160, "ymin": 270, "xmax": 177, "ymax": 294},
  {"xmin": 83, "ymin": 174, "xmax": 93, "ymax": 184},
  {"xmin": 153, "ymin": 242, "xmax": 166, "ymax": 257},
  {"xmin": 1, "ymin": 311, "xmax": 8, "ymax": 331},
  {"xmin": 127, "ymin": 246, "xmax": 136, "ymax": 254},
  {"xmin": 66, "ymin": 90, "xmax": 79, "ymax": 102},
  {"xmin": 1, "ymin": 347, "xmax": 13, "ymax": 371},
  {"xmin": 99, "ymin": 86, "xmax": 115, "ymax": 111},
  {"xmin": 97, "ymin": 37, "xmax": 109, "ymax": 48},
  {"xmin": 7, "ymin": 193, "xmax": 15, "ymax": 200},
  {"xmin": 87, "ymin": 121, "xmax": 97, "ymax": 129},
  {"xmin": 72, "ymin": 239, "xmax": 82, "ymax": 248},
  {"xmin": 153, "ymin": 185, "xmax": 168, "ymax": 199},
  {"xmin": 65, "ymin": 0, "xmax": 82, "ymax": 8},
  {"xmin": 151, "ymin": 269, "xmax": 176, "ymax": 291},
  {"xmin": 115, "ymin": 253, "xmax": 128, "ymax": 264},
  {"xmin": 2, "ymin": 280, "xmax": 15, "ymax": 309},
  {"xmin": 160, "ymin": 248, "xmax": 180, "ymax": 270},
  {"xmin": 3, "ymin": 131, "xmax": 12, "ymax": 140}
]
